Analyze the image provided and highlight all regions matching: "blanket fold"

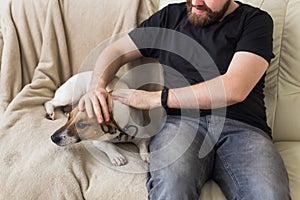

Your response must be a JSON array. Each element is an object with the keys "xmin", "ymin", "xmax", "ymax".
[
  {"xmin": 0, "ymin": 0, "xmax": 155, "ymax": 199},
  {"xmin": 0, "ymin": 23, "xmax": 3, "ymax": 74}
]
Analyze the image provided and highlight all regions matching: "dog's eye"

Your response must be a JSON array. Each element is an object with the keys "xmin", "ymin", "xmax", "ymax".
[{"xmin": 75, "ymin": 121, "xmax": 88, "ymax": 129}]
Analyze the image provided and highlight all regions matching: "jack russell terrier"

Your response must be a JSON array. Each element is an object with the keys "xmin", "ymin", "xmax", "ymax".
[{"xmin": 44, "ymin": 71, "xmax": 150, "ymax": 166}]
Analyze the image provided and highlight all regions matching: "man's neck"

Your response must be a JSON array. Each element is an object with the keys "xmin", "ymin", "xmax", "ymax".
[{"xmin": 221, "ymin": 1, "xmax": 239, "ymax": 21}]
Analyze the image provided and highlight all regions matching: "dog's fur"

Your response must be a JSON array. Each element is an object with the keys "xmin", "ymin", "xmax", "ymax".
[{"xmin": 44, "ymin": 71, "xmax": 150, "ymax": 166}]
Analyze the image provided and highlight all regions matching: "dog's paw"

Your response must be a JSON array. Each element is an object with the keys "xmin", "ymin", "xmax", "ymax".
[
  {"xmin": 44, "ymin": 101, "xmax": 55, "ymax": 120},
  {"xmin": 45, "ymin": 112, "xmax": 55, "ymax": 120},
  {"xmin": 93, "ymin": 141, "xmax": 128, "ymax": 166},
  {"xmin": 107, "ymin": 152, "xmax": 127, "ymax": 166},
  {"xmin": 140, "ymin": 152, "xmax": 150, "ymax": 163}
]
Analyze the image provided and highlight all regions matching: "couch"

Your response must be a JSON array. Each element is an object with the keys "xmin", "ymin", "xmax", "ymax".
[{"xmin": 0, "ymin": 0, "xmax": 299, "ymax": 199}]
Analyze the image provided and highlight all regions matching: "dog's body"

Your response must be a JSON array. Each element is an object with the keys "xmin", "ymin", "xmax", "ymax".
[
  {"xmin": 44, "ymin": 71, "xmax": 92, "ymax": 120},
  {"xmin": 44, "ymin": 71, "xmax": 150, "ymax": 166}
]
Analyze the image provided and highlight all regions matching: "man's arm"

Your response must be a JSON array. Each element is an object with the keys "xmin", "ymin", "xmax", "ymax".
[
  {"xmin": 78, "ymin": 35, "xmax": 142, "ymax": 123},
  {"xmin": 167, "ymin": 51, "xmax": 269, "ymax": 109},
  {"xmin": 112, "ymin": 51, "xmax": 269, "ymax": 110}
]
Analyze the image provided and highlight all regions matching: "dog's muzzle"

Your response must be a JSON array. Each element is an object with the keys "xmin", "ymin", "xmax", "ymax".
[{"xmin": 51, "ymin": 129, "xmax": 81, "ymax": 146}]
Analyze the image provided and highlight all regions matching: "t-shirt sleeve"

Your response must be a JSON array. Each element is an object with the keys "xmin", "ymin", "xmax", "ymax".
[
  {"xmin": 236, "ymin": 11, "xmax": 275, "ymax": 63},
  {"xmin": 128, "ymin": 6, "xmax": 169, "ymax": 58}
]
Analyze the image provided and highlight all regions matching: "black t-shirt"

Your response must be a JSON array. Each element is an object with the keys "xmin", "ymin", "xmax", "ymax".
[{"xmin": 129, "ymin": 1, "xmax": 274, "ymax": 135}]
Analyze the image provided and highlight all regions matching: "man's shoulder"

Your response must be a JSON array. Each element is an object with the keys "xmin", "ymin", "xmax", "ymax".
[
  {"xmin": 158, "ymin": 2, "xmax": 186, "ymax": 16},
  {"xmin": 151, "ymin": 2, "xmax": 187, "ymax": 29},
  {"xmin": 238, "ymin": 2, "xmax": 273, "ymax": 23}
]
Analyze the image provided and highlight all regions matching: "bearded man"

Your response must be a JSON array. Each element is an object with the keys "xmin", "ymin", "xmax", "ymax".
[{"xmin": 79, "ymin": 0, "xmax": 291, "ymax": 199}]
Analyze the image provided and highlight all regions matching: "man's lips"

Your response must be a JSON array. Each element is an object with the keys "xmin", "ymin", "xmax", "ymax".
[
  {"xmin": 191, "ymin": 5, "xmax": 208, "ymax": 14},
  {"xmin": 192, "ymin": 4, "xmax": 207, "ymax": 11}
]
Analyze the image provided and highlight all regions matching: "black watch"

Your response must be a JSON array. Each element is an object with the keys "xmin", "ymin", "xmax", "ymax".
[{"xmin": 161, "ymin": 86, "xmax": 169, "ymax": 110}]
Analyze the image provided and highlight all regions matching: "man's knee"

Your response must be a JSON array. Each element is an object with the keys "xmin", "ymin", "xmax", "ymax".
[
  {"xmin": 240, "ymin": 181, "xmax": 290, "ymax": 200},
  {"xmin": 147, "ymin": 166, "xmax": 202, "ymax": 200}
]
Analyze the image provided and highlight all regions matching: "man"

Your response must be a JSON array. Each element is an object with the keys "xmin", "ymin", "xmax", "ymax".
[{"xmin": 79, "ymin": 0, "xmax": 291, "ymax": 199}]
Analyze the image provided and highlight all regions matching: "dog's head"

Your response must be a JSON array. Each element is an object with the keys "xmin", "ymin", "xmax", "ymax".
[{"xmin": 51, "ymin": 101, "xmax": 130, "ymax": 146}]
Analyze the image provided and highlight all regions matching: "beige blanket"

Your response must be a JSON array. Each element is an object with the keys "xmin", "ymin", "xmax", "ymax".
[{"xmin": 0, "ymin": 0, "xmax": 156, "ymax": 199}]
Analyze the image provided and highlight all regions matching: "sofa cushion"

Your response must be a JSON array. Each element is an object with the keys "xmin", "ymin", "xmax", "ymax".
[
  {"xmin": 0, "ymin": 25, "xmax": 2, "ymax": 71},
  {"xmin": 275, "ymin": 142, "xmax": 300, "ymax": 199},
  {"xmin": 200, "ymin": 180, "xmax": 226, "ymax": 200}
]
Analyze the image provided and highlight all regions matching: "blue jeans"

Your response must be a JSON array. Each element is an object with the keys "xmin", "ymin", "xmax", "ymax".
[{"xmin": 146, "ymin": 115, "xmax": 290, "ymax": 200}]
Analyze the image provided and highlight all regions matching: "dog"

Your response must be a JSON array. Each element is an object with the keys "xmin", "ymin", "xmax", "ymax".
[{"xmin": 44, "ymin": 71, "xmax": 150, "ymax": 166}]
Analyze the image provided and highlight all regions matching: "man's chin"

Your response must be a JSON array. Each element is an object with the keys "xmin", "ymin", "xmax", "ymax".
[{"xmin": 188, "ymin": 13, "xmax": 210, "ymax": 27}]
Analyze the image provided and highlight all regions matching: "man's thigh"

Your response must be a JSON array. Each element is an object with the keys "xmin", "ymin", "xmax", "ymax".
[
  {"xmin": 147, "ymin": 116, "xmax": 214, "ymax": 200},
  {"xmin": 149, "ymin": 116, "xmax": 212, "ymax": 172}
]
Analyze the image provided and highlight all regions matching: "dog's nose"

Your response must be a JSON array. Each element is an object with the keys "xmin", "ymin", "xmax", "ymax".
[{"xmin": 51, "ymin": 134, "xmax": 61, "ymax": 144}]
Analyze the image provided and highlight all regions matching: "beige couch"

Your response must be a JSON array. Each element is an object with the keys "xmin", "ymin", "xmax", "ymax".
[{"xmin": 0, "ymin": 0, "xmax": 299, "ymax": 199}]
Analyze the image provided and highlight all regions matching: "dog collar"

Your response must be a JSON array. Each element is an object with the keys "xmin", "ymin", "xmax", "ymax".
[{"xmin": 99, "ymin": 113, "xmax": 138, "ymax": 141}]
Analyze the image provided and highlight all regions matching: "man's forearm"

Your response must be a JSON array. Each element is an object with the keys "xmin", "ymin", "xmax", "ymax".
[{"xmin": 165, "ymin": 75, "xmax": 244, "ymax": 110}]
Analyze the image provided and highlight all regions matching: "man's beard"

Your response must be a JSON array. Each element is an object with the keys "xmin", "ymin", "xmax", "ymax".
[{"xmin": 186, "ymin": 0, "xmax": 231, "ymax": 27}]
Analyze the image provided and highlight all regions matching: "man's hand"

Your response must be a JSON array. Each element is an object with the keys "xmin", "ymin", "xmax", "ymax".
[
  {"xmin": 112, "ymin": 89, "xmax": 161, "ymax": 110},
  {"xmin": 78, "ymin": 88, "xmax": 112, "ymax": 123}
]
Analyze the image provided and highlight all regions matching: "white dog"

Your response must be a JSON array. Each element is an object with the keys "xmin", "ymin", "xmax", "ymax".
[{"xmin": 44, "ymin": 71, "xmax": 150, "ymax": 166}]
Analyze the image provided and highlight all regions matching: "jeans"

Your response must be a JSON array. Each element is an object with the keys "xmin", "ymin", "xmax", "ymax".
[{"xmin": 146, "ymin": 115, "xmax": 291, "ymax": 200}]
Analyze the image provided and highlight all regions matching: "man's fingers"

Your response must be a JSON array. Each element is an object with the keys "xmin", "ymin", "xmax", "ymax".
[
  {"xmin": 84, "ymin": 97, "xmax": 94, "ymax": 119},
  {"xmin": 112, "ymin": 89, "xmax": 133, "ymax": 106},
  {"xmin": 78, "ymin": 89, "xmax": 114, "ymax": 122},
  {"xmin": 78, "ymin": 98, "xmax": 85, "ymax": 111},
  {"xmin": 92, "ymin": 95, "xmax": 104, "ymax": 123},
  {"xmin": 107, "ymin": 93, "xmax": 113, "ymax": 114},
  {"xmin": 112, "ymin": 89, "xmax": 156, "ymax": 110},
  {"xmin": 97, "ymin": 94, "xmax": 110, "ymax": 122}
]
